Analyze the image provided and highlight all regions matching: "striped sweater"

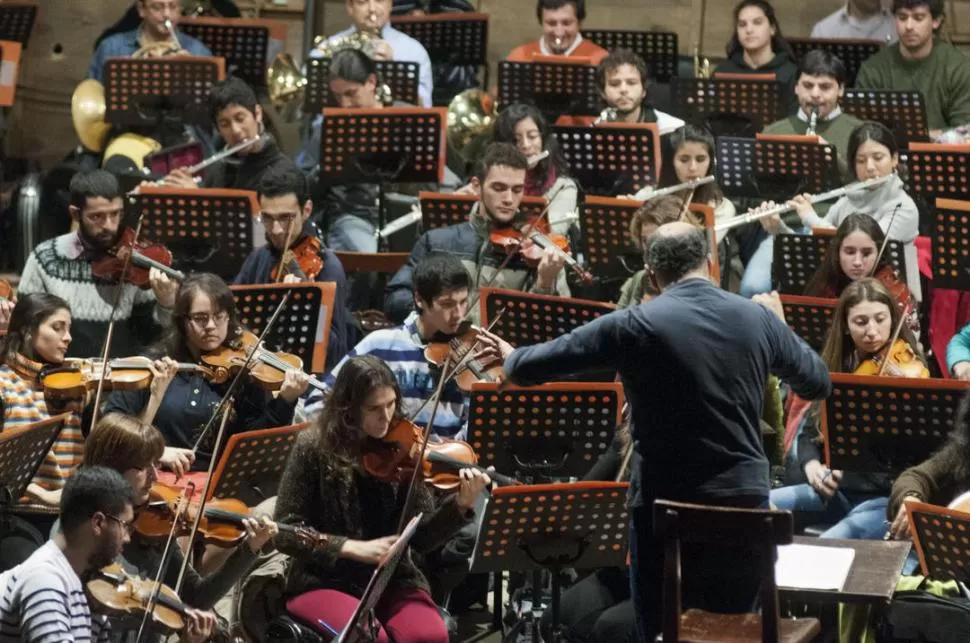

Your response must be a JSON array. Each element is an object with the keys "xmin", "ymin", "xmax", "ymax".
[
  {"xmin": 0, "ymin": 540, "xmax": 110, "ymax": 642},
  {"xmin": 0, "ymin": 353, "xmax": 84, "ymax": 511}
]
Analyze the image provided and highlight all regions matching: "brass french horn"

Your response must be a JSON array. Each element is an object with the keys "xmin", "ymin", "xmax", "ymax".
[
  {"xmin": 267, "ymin": 53, "xmax": 307, "ymax": 122},
  {"xmin": 446, "ymin": 89, "xmax": 497, "ymax": 162}
]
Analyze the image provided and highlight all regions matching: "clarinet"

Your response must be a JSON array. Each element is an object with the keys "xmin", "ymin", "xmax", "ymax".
[{"xmin": 806, "ymin": 105, "xmax": 819, "ymax": 136}]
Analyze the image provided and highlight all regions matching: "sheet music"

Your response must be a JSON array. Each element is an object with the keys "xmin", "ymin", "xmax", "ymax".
[{"xmin": 775, "ymin": 543, "xmax": 855, "ymax": 591}]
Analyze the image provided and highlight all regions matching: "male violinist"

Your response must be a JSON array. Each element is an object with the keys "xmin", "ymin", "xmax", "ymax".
[
  {"xmin": 384, "ymin": 142, "xmax": 569, "ymax": 325},
  {"xmin": 18, "ymin": 170, "xmax": 178, "ymax": 358}
]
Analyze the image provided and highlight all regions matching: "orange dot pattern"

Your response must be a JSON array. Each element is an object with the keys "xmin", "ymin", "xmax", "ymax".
[
  {"xmin": 754, "ymin": 140, "xmax": 838, "ymax": 195},
  {"xmin": 675, "ymin": 78, "xmax": 784, "ymax": 132},
  {"xmin": 579, "ymin": 200, "xmax": 640, "ymax": 281},
  {"xmin": 0, "ymin": 4, "xmax": 36, "ymax": 46},
  {"xmin": 210, "ymin": 428, "xmax": 304, "ymax": 503},
  {"xmin": 232, "ymin": 285, "xmax": 324, "ymax": 369},
  {"xmin": 781, "ymin": 301, "xmax": 835, "ymax": 353},
  {"xmin": 104, "ymin": 58, "xmax": 221, "ymax": 127},
  {"xmin": 482, "ymin": 290, "xmax": 615, "ymax": 348},
  {"xmin": 583, "ymin": 30, "xmax": 678, "ymax": 82},
  {"xmin": 910, "ymin": 509, "xmax": 970, "ymax": 583},
  {"xmin": 772, "ymin": 234, "xmax": 906, "ymax": 295},
  {"xmin": 179, "ymin": 23, "xmax": 270, "ymax": 89},
  {"xmin": 843, "ymin": 90, "xmax": 928, "ymax": 143},
  {"xmin": 498, "ymin": 61, "xmax": 600, "ymax": 115},
  {"xmin": 931, "ymin": 203, "xmax": 970, "ymax": 288},
  {"xmin": 391, "ymin": 16, "xmax": 488, "ymax": 65},
  {"xmin": 555, "ymin": 127, "xmax": 658, "ymax": 194},
  {"xmin": 0, "ymin": 419, "xmax": 63, "ymax": 496},
  {"xmin": 319, "ymin": 111, "xmax": 441, "ymax": 178},
  {"xmin": 305, "ymin": 58, "xmax": 420, "ymax": 113},
  {"xmin": 906, "ymin": 149, "xmax": 970, "ymax": 200}
]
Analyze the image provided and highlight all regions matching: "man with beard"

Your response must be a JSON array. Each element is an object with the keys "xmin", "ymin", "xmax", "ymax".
[
  {"xmin": 596, "ymin": 49, "xmax": 684, "ymax": 134},
  {"xmin": 384, "ymin": 143, "xmax": 569, "ymax": 325},
  {"xmin": 18, "ymin": 170, "xmax": 178, "ymax": 358},
  {"xmin": 507, "ymin": 0, "xmax": 607, "ymax": 63}
]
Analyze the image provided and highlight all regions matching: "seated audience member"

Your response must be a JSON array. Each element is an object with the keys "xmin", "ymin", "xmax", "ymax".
[
  {"xmin": 811, "ymin": 0, "xmax": 897, "ymax": 42},
  {"xmin": 507, "ymin": 0, "xmax": 608, "ymax": 63}
]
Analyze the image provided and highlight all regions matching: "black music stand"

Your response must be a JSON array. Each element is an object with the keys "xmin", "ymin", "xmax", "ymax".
[
  {"xmin": 206, "ymin": 423, "xmax": 309, "ymax": 505},
  {"xmin": 717, "ymin": 136, "xmax": 841, "ymax": 202},
  {"xmin": 779, "ymin": 295, "xmax": 837, "ymax": 352},
  {"xmin": 842, "ymin": 89, "xmax": 929, "ymax": 145},
  {"xmin": 578, "ymin": 196, "xmax": 641, "ymax": 283},
  {"xmin": 178, "ymin": 18, "xmax": 284, "ymax": 90},
  {"xmin": 821, "ymin": 374, "xmax": 968, "ymax": 476},
  {"xmin": 902, "ymin": 144, "xmax": 970, "ymax": 234},
  {"xmin": 0, "ymin": 3, "xmax": 37, "ymax": 48},
  {"xmin": 390, "ymin": 13, "xmax": 489, "ymax": 87},
  {"xmin": 417, "ymin": 191, "xmax": 546, "ymax": 231},
  {"xmin": 305, "ymin": 58, "xmax": 420, "ymax": 114},
  {"xmin": 466, "ymin": 382, "xmax": 623, "ymax": 480},
  {"xmin": 125, "ymin": 186, "xmax": 256, "ymax": 282},
  {"xmin": 103, "ymin": 56, "xmax": 225, "ymax": 132},
  {"xmin": 787, "ymin": 38, "xmax": 883, "ymax": 87},
  {"xmin": 552, "ymin": 123, "xmax": 660, "ymax": 196},
  {"xmin": 771, "ymin": 232, "xmax": 907, "ymax": 295},
  {"xmin": 469, "ymin": 482, "xmax": 630, "ymax": 643},
  {"xmin": 932, "ymin": 198, "xmax": 970, "ymax": 289},
  {"xmin": 674, "ymin": 77, "xmax": 785, "ymax": 136},
  {"xmin": 582, "ymin": 29, "xmax": 678, "ymax": 82},
  {"xmin": 908, "ymin": 500, "xmax": 970, "ymax": 581},
  {"xmin": 0, "ymin": 415, "xmax": 67, "ymax": 530},
  {"xmin": 498, "ymin": 59, "xmax": 599, "ymax": 124}
]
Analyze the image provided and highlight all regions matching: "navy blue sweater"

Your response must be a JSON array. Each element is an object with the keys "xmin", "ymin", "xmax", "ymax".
[{"xmin": 504, "ymin": 278, "xmax": 831, "ymax": 506}]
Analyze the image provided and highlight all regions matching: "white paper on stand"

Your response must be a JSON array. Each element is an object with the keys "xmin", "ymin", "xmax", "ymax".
[{"xmin": 775, "ymin": 543, "xmax": 855, "ymax": 591}]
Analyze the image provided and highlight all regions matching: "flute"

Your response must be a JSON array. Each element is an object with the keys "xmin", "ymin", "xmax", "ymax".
[
  {"xmin": 714, "ymin": 175, "xmax": 892, "ymax": 233},
  {"xmin": 633, "ymin": 175, "xmax": 714, "ymax": 201}
]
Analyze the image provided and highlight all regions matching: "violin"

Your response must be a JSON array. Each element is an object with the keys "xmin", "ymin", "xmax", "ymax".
[
  {"xmin": 854, "ymin": 338, "xmax": 929, "ymax": 378},
  {"xmin": 201, "ymin": 329, "xmax": 327, "ymax": 393},
  {"xmin": 91, "ymin": 228, "xmax": 175, "ymax": 289},
  {"xmin": 134, "ymin": 482, "xmax": 330, "ymax": 548},
  {"xmin": 424, "ymin": 322, "xmax": 504, "ymax": 392},
  {"xmin": 271, "ymin": 235, "xmax": 324, "ymax": 282},
  {"xmin": 489, "ymin": 218, "xmax": 593, "ymax": 283},
  {"xmin": 41, "ymin": 357, "xmax": 215, "ymax": 400},
  {"xmin": 0, "ymin": 279, "xmax": 11, "ymax": 300},
  {"xmin": 361, "ymin": 418, "xmax": 519, "ymax": 491},
  {"xmin": 87, "ymin": 563, "xmax": 190, "ymax": 633},
  {"xmin": 874, "ymin": 264, "xmax": 914, "ymax": 318}
]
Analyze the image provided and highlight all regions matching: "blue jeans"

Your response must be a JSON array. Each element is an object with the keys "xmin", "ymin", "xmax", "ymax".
[
  {"xmin": 327, "ymin": 214, "xmax": 377, "ymax": 253},
  {"xmin": 740, "ymin": 227, "xmax": 808, "ymax": 298},
  {"xmin": 770, "ymin": 484, "xmax": 889, "ymax": 539}
]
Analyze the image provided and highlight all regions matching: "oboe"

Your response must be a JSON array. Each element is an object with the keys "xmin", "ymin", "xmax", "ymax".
[{"xmin": 714, "ymin": 175, "xmax": 892, "ymax": 233}]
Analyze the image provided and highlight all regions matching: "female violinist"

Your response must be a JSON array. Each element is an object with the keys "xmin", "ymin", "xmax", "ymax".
[
  {"xmin": 770, "ymin": 278, "xmax": 928, "ymax": 540},
  {"xmin": 103, "ymin": 273, "xmax": 310, "ymax": 479},
  {"xmin": 274, "ymin": 355, "xmax": 491, "ymax": 643}
]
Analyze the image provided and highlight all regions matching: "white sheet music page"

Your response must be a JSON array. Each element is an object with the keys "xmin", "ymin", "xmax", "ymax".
[{"xmin": 775, "ymin": 543, "xmax": 856, "ymax": 591}]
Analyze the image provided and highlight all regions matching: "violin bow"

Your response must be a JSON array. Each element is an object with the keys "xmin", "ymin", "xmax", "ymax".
[
  {"xmin": 868, "ymin": 203, "xmax": 902, "ymax": 279},
  {"xmin": 876, "ymin": 299, "xmax": 913, "ymax": 377},
  {"xmin": 273, "ymin": 216, "xmax": 300, "ymax": 284}
]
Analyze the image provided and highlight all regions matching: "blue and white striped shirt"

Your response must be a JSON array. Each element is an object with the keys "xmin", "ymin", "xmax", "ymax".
[{"xmin": 304, "ymin": 312, "xmax": 468, "ymax": 438}]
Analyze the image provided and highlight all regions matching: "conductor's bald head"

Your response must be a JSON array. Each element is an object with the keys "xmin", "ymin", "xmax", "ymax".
[{"xmin": 644, "ymin": 222, "xmax": 711, "ymax": 291}]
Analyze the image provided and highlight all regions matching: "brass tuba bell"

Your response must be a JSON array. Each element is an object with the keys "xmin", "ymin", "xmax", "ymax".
[
  {"xmin": 447, "ymin": 89, "xmax": 497, "ymax": 162},
  {"xmin": 71, "ymin": 79, "xmax": 112, "ymax": 152},
  {"xmin": 267, "ymin": 53, "xmax": 307, "ymax": 122}
]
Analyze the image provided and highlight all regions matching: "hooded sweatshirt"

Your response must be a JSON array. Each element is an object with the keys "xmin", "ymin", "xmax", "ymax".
[{"xmin": 714, "ymin": 50, "xmax": 800, "ymax": 115}]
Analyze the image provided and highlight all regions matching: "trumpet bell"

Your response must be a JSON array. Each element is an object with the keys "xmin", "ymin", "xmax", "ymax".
[
  {"xmin": 267, "ymin": 53, "xmax": 307, "ymax": 122},
  {"xmin": 71, "ymin": 79, "xmax": 112, "ymax": 153},
  {"xmin": 447, "ymin": 89, "xmax": 497, "ymax": 162}
]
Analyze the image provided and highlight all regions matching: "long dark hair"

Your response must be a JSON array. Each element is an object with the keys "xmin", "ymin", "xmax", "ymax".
[
  {"xmin": 492, "ymin": 103, "xmax": 569, "ymax": 194},
  {"xmin": 317, "ymin": 355, "xmax": 401, "ymax": 481},
  {"xmin": 658, "ymin": 125, "xmax": 724, "ymax": 206},
  {"xmin": 940, "ymin": 392, "xmax": 970, "ymax": 485},
  {"xmin": 0, "ymin": 293, "xmax": 71, "ymax": 364},
  {"xmin": 804, "ymin": 213, "xmax": 887, "ymax": 297},
  {"xmin": 725, "ymin": 0, "xmax": 794, "ymax": 60},
  {"xmin": 150, "ymin": 273, "xmax": 243, "ymax": 361},
  {"xmin": 846, "ymin": 121, "xmax": 899, "ymax": 182}
]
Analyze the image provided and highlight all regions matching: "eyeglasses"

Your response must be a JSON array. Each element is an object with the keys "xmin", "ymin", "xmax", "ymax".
[
  {"xmin": 105, "ymin": 513, "xmax": 134, "ymax": 534},
  {"xmin": 187, "ymin": 311, "xmax": 229, "ymax": 327},
  {"xmin": 259, "ymin": 212, "xmax": 300, "ymax": 227}
]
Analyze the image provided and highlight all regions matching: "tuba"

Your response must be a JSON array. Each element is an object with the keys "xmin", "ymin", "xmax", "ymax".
[{"xmin": 447, "ymin": 89, "xmax": 497, "ymax": 161}]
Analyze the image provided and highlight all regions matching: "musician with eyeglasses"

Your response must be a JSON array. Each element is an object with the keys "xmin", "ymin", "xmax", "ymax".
[{"xmin": 87, "ymin": 0, "xmax": 212, "ymax": 83}]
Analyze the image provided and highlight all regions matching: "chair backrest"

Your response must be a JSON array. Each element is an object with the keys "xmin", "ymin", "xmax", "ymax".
[
  {"xmin": 654, "ymin": 499, "xmax": 793, "ymax": 643},
  {"xmin": 334, "ymin": 251, "xmax": 409, "ymax": 275}
]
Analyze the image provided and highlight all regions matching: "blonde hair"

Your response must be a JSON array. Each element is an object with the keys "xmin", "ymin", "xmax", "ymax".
[
  {"xmin": 629, "ymin": 195, "xmax": 685, "ymax": 249},
  {"xmin": 84, "ymin": 412, "xmax": 166, "ymax": 473}
]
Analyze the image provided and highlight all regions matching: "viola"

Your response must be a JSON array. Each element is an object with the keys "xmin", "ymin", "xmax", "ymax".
[
  {"xmin": 854, "ymin": 338, "xmax": 929, "ymax": 378},
  {"xmin": 134, "ymin": 483, "xmax": 330, "ymax": 549},
  {"xmin": 86, "ymin": 563, "xmax": 190, "ymax": 633},
  {"xmin": 41, "ymin": 357, "xmax": 215, "ymax": 400},
  {"xmin": 489, "ymin": 219, "xmax": 593, "ymax": 283},
  {"xmin": 201, "ymin": 329, "xmax": 327, "ymax": 393},
  {"xmin": 424, "ymin": 322, "xmax": 504, "ymax": 392},
  {"xmin": 91, "ymin": 228, "xmax": 175, "ymax": 289},
  {"xmin": 271, "ymin": 235, "xmax": 324, "ymax": 282},
  {"xmin": 361, "ymin": 418, "xmax": 519, "ymax": 491}
]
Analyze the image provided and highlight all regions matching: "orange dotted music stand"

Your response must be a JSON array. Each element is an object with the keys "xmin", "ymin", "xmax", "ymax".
[
  {"xmin": 417, "ymin": 192, "xmax": 546, "ymax": 231},
  {"xmin": 0, "ymin": 2, "xmax": 37, "ymax": 48},
  {"xmin": 0, "ymin": 40, "xmax": 22, "ymax": 108},
  {"xmin": 469, "ymin": 481, "xmax": 629, "ymax": 641},
  {"xmin": 205, "ymin": 423, "xmax": 309, "ymax": 505},
  {"xmin": 552, "ymin": 122, "xmax": 660, "ymax": 196},
  {"xmin": 674, "ymin": 76, "xmax": 785, "ymax": 135},
  {"xmin": 907, "ymin": 500, "xmax": 970, "ymax": 581},
  {"xmin": 497, "ymin": 58, "xmax": 600, "ymax": 122},
  {"xmin": 479, "ymin": 286, "xmax": 615, "ymax": 345},
  {"xmin": 103, "ymin": 56, "xmax": 226, "ymax": 128},
  {"xmin": 305, "ymin": 58, "xmax": 420, "ymax": 114},
  {"xmin": 932, "ymin": 198, "xmax": 970, "ymax": 289},
  {"xmin": 904, "ymin": 143, "xmax": 970, "ymax": 210},
  {"xmin": 178, "ymin": 17, "xmax": 287, "ymax": 90},
  {"xmin": 779, "ymin": 294, "xmax": 837, "ymax": 352},
  {"xmin": 583, "ymin": 29, "xmax": 678, "ymax": 81},
  {"xmin": 0, "ymin": 414, "xmax": 67, "ymax": 516},
  {"xmin": 787, "ymin": 38, "xmax": 883, "ymax": 86},
  {"xmin": 231, "ymin": 282, "xmax": 334, "ymax": 374},
  {"xmin": 717, "ymin": 136, "xmax": 841, "ymax": 202},
  {"xmin": 579, "ymin": 195, "xmax": 640, "ymax": 283},
  {"xmin": 842, "ymin": 89, "xmax": 929, "ymax": 145},
  {"xmin": 466, "ymin": 382, "xmax": 623, "ymax": 479},
  {"xmin": 821, "ymin": 374, "xmax": 969, "ymax": 475},
  {"xmin": 390, "ymin": 12, "xmax": 489, "ymax": 85},
  {"xmin": 126, "ymin": 186, "xmax": 258, "ymax": 281}
]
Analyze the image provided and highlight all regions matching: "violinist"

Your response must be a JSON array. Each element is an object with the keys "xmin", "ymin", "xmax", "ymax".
[
  {"xmin": 385, "ymin": 143, "xmax": 569, "ymax": 324},
  {"xmin": 103, "ymin": 273, "xmax": 310, "ymax": 476},
  {"xmin": 770, "ymin": 278, "xmax": 928, "ymax": 541},
  {"xmin": 274, "ymin": 355, "xmax": 491, "ymax": 643},
  {"xmin": 17, "ymin": 170, "xmax": 178, "ymax": 358},
  {"xmin": 234, "ymin": 165, "xmax": 354, "ymax": 369}
]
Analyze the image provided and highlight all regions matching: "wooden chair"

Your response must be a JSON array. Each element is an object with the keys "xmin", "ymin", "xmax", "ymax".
[{"xmin": 654, "ymin": 499, "xmax": 821, "ymax": 643}]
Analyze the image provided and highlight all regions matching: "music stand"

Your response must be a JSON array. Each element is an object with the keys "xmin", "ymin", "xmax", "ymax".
[
  {"xmin": 126, "ymin": 186, "xmax": 257, "ymax": 281},
  {"xmin": 578, "ymin": 196, "xmax": 640, "ymax": 284},
  {"xmin": 469, "ymin": 481, "xmax": 629, "ymax": 642},
  {"xmin": 231, "ymin": 282, "xmax": 334, "ymax": 374},
  {"xmin": 479, "ymin": 286, "xmax": 615, "ymax": 344},
  {"xmin": 305, "ymin": 58, "xmax": 420, "ymax": 115},
  {"xmin": 417, "ymin": 192, "xmax": 546, "ymax": 231},
  {"xmin": 205, "ymin": 423, "xmax": 309, "ymax": 505},
  {"xmin": 821, "ymin": 373, "xmax": 969, "ymax": 475},
  {"xmin": 908, "ymin": 500, "xmax": 970, "ymax": 581},
  {"xmin": 178, "ymin": 17, "xmax": 288, "ymax": 90},
  {"xmin": 390, "ymin": 13, "xmax": 489, "ymax": 86},
  {"xmin": 786, "ymin": 38, "xmax": 883, "ymax": 86},
  {"xmin": 932, "ymin": 198, "xmax": 970, "ymax": 289},
  {"xmin": 902, "ymin": 143, "xmax": 970, "ymax": 230},
  {"xmin": 552, "ymin": 123, "xmax": 660, "ymax": 195},
  {"xmin": 674, "ymin": 76, "xmax": 785, "ymax": 135},
  {"xmin": 582, "ymin": 29, "xmax": 678, "ymax": 82},
  {"xmin": 0, "ymin": 40, "xmax": 22, "ymax": 107},
  {"xmin": 0, "ymin": 414, "xmax": 67, "ymax": 526},
  {"xmin": 779, "ymin": 294, "xmax": 837, "ymax": 352},
  {"xmin": 466, "ymin": 382, "xmax": 623, "ymax": 480},
  {"xmin": 842, "ymin": 89, "xmax": 929, "ymax": 145},
  {"xmin": 103, "ymin": 56, "xmax": 226, "ymax": 129},
  {"xmin": 0, "ymin": 3, "xmax": 37, "ymax": 48},
  {"xmin": 497, "ymin": 58, "xmax": 600, "ymax": 123},
  {"xmin": 717, "ymin": 136, "xmax": 841, "ymax": 202}
]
